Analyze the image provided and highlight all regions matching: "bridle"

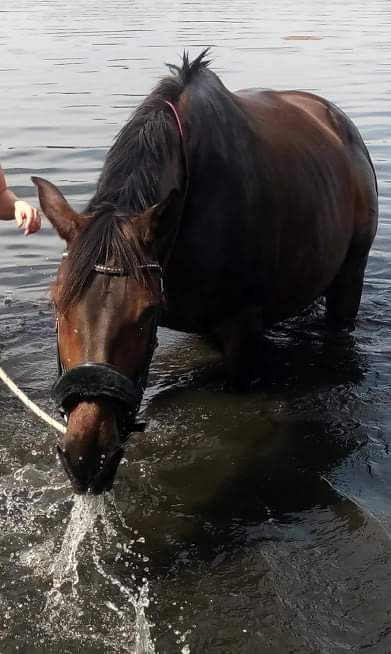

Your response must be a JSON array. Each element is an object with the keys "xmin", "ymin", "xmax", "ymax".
[
  {"xmin": 53, "ymin": 257, "xmax": 163, "ymax": 441},
  {"xmin": 52, "ymin": 99, "xmax": 188, "ymax": 444}
]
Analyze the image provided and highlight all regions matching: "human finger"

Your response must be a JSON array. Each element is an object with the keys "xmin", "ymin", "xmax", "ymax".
[{"xmin": 24, "ymin": 208, "xmax": 41, "ymax": 235}]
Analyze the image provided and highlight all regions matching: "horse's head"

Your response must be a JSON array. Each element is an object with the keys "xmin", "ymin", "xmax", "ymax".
[{"xmin": 33, "ymin": 176, "xmax": 179, "ymax": 494}]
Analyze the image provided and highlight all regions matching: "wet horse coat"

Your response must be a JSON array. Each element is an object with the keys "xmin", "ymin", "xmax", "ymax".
[{"xmin": 33, "ymin": 52, "xmax": 377, "ymax": 492}]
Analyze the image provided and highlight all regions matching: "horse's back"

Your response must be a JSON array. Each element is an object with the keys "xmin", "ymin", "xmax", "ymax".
[
  {"xmin": 235, "ymin": 87, "xmax": 377, "ymax": 210},
  {"xmin": 236, "ymin": 87, "xmax": 357, "ymax": 144},
  {"xmin": 235, "ymin": 87, "xmax": 375, "ymax": 177},
  {"xmin": 226, "ymin": 87, "xmax": 377, "ymax": 320}
]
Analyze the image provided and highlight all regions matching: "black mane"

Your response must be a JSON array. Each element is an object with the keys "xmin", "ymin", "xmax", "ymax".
[
  {"xmin": 58, "ymin": 50, "xmax": 212, "ymax": 310},
  {"xmin": 87, "ymin": 48, "xmax": 212, "ymax": 215}
]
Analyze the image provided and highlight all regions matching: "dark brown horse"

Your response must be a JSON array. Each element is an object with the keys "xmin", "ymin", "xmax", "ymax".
[{"xmin": 32, "ymin": 51, "xmax": 377, "ymax": 494}]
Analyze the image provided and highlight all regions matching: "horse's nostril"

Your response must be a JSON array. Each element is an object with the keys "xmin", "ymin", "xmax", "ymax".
[
  {"xmin": 56, "ymin": 445, "xmax": 93, "ymax": 493},
  {"xmin": 89, "ymin": 447, "xmax": 124, "ymax": 494},
  {"xmin": 56, "ymin": 444, "xmax": 123, "ymax": 495}
]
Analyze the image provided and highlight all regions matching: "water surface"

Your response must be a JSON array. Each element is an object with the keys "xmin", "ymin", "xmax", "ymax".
[{"xmin": 0, "ymin": 1, "xmax": 391, "ymax": 652}]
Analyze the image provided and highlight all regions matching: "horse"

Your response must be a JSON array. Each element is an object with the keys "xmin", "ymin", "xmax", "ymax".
[{"xmin": 32, "ymin": 50, "xmax": 378, "ymax": 494}]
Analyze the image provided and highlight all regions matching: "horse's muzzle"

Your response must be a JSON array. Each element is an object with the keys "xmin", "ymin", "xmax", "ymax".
[
  {"xmin": 57, "ymin": 444, "xmax": 124, "ymax": 494},
  {"xmin": 52, "ymin": 363, "xmax": 145, "ymax": 493}
]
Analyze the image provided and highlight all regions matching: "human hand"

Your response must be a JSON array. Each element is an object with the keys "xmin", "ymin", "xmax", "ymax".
[{"xmin": 14, "ymin": 200, "xmax": 41, "ymax": 235}]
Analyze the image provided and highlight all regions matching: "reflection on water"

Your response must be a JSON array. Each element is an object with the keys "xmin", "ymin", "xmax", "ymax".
[{"xmin": 0, "ymin": 0, "xmax": 391, "ymax": 652}]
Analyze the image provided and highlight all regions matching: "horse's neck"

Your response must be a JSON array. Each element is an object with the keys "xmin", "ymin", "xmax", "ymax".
[{"xmin": 89, "ymin": 118, "xmax": 186, "ymax": 215}]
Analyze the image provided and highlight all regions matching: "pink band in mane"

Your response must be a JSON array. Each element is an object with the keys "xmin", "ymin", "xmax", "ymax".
[{"xmin": 164, "ymin": 100, "xmax": 184, "ymax": 139}]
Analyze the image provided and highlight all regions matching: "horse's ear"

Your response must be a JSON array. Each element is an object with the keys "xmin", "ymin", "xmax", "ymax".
[
  {"xmin": 31, "ymin": 176, "xmax": 83, "ymax": 243},
  {"xmin": 136, "ymin": 188, "xmax": 182, "ymax": 250}
]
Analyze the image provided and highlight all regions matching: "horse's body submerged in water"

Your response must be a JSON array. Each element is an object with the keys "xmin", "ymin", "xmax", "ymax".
[{"xmin": 33, "ymin": 51, "xmax": 378, "ymax": 493}]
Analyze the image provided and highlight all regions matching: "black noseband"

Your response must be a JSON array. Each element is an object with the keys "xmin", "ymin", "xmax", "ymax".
[{"xmin": 52, "ymin": 362, "xmax": 143, "ymax": 420}]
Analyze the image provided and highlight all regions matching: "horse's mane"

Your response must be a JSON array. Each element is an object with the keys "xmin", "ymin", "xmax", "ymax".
[
  {"xmin": 87, "ymin": 48, "xmax": 212, "ymax": 215},
  {"xmin": 58, "ymin": 50, "xmax": 212, "ymax": 311}
]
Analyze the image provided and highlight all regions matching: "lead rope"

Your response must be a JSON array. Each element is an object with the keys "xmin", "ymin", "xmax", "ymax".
[{"xmin": 0, "ymin": 365, "xmax": 66, "ymax": 434}]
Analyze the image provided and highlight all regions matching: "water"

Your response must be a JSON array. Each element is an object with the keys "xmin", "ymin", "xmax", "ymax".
[
  {"xmin": 0, "ymin": 0, "xmax": 391, "ymax": 652},
  {"xmin": 48, "ymin": 495, "xmax": 106, "ymax": 597},
  {"xmin": 44, "ymin": 495, "xmax": 156, "ymax": 654}
]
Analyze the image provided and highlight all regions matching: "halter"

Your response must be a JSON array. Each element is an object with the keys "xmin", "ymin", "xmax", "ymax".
[
  {"xmin": 53, "ymin": 99, "xmax": 187, "ymax": 443},
  {"xmin": 53, "ymin": 255, "xmax": 163, "ymax": 440},
  {"xmin": 164, "ymin": 100, "xmax": 184, "ymax": 139},
  {"xmin": 164, "ymin": 99, "xmax": 189, "ymax": 187}
]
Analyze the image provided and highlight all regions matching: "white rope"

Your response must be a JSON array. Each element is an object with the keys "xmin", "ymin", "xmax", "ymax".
[{"xmin": 0, "ymin": 365, "xmax": 66, "ymax": 434}]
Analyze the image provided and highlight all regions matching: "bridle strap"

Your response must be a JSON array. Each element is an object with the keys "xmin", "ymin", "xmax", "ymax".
[
  {"xmin": 52, "ymin": 362, "xmax": 142, "ymax": 410},
  {"xmin": 161, "ymin": 99, "xmax": 190, "ymax": 277},
  {"xmin": 61, "ymin": 252, "xmax": 162, "ymax": 279},
  {"xmin": 164, "ymin": 100, "xmax": 184, "ymax": 139},
  {"xmin": 56, "ymin": 318, "xmax": 63, "ymax": 378},
  {"xmin": 164, "ymin": 99, "xmax": 189, "ymax": 188}
]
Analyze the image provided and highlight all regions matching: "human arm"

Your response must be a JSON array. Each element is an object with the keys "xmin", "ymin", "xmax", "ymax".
[{"xmin": 0, "ymin": 167, "xmax": 41, "ymax": 234}]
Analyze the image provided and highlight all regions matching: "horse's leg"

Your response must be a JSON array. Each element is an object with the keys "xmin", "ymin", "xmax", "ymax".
[
  {"xmin": 325, "ymin": 249, "xmax": 369, "ymax": 330},
  {"xmin": 215, "ymin": 304, "xmax": 264, "ymax": 386},
  {"xmin": 326, "ymin": 150, "xmax": 377, "ymax": 330}
]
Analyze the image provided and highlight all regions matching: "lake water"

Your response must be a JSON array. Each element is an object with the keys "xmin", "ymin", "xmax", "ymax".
[{"xmin": 0, "ymin": 0, "xmax": 391, "ymax": 652}]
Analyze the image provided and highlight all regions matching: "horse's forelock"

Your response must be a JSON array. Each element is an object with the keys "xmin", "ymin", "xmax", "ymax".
[{"xmin": 56, "ymin": 210, "xmax": 149, "ymax": 312}]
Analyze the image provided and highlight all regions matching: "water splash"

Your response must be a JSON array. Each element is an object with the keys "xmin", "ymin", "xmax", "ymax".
[
  {"xmin": 93, "ymin": 546, "xmax": 156, "ymax": 654},
  {"xmin": 46, "ymin": 494, "xmax": 105, "ymax": 607},
  {"xmin": 94, "ymin": 495, "xmax": 156, "ymax": 654},
  {"xmin": 43, "ymin": 493, "xmax": 157, "ymax": 653}
]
